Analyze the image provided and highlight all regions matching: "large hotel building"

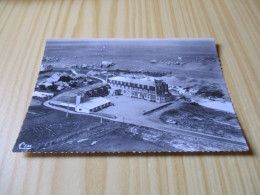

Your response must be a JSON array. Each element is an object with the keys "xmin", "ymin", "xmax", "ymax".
[{"xmin": 107, "ymin": 76, "xmax": 172, "ymax": 103}]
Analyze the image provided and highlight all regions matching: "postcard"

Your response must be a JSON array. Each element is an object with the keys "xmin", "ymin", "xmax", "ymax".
[{"xmin": 13, "ymin": 38, "xmax": 249, "ymax": 153}]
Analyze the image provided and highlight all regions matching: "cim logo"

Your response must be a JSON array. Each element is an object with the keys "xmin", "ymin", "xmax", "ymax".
[{"xmin": 19, "ymin": 142, "xmax": 32, "ymax": 150}]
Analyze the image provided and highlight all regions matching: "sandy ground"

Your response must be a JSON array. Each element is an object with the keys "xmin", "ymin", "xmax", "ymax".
[{"xmin": 97, "ymin": 95, "xmax": 165, "ymax": 123}]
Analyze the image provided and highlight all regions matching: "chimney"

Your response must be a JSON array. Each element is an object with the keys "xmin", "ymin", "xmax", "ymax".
[{"xmin": 76, "ymin": 95, "xmax": 81, "ymax": 108}]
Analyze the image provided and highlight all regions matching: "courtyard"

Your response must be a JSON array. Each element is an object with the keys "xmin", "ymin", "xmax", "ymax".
[{"xmin": 97, "ymin": 95, "xmax": 166, "ymax": 124}]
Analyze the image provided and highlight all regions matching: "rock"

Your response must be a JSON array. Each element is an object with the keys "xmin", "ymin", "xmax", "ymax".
[
  {"xmin": 150, "ymin": 59, "xmax": 157, "ymax": 63},
  {"xmin": 101, "ymin": 61, "xmax": 114, "ymax": 67},
  {"xmin": 40, "ymin": 64, "xmax": 53, "ymax": 73}
]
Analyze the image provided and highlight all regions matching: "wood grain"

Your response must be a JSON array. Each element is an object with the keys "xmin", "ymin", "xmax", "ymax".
[{"xmin": 0, "ymin": 0, "xmax": 259, "ymax": 194}]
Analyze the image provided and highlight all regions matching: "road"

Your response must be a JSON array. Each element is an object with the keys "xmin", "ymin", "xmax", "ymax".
[{"xmin": 89, "ymin": 75, "xmax": 106, "ymax": 83}]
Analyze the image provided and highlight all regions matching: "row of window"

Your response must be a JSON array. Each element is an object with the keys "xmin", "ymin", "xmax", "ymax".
[
  {"xmin": 131, "ymin": 92, "xmax": 156, "ymax": 100},
  {"xmin": 92, "ymin": 103, "xmax": 110, "ymax": 111},
  {"xmin": 78, "ymin": 102, "xmax": 111, "ymax": 112},
  {"xmin": 108, "ymin": 79, "xmax": 154, "ymax": 90},
  {"xmin": 87, "ymin": 87, "xmax": 107, "ymax": 93},
  {"xmin": 111, "ymin": 84, "xmax": 155, "ymax": 93}
]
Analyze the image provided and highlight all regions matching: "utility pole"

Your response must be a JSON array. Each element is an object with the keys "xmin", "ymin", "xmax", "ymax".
[
  {"xmin": 66, "ymin": 93, "xmax": 70, "ymax": 118},
  {"xmin": 100, "ymin": 107, "xmax": 103, "ymax": 123}
]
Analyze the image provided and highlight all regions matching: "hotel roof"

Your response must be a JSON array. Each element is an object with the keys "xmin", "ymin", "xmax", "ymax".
[{"xmin": 108, "ymin": 76, "xmax": 155, "ymax": 86}]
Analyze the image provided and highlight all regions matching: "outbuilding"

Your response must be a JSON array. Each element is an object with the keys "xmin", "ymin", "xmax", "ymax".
[{"xmin": 75, "ymin": 97, "xmax": 111, "ymax": 113}]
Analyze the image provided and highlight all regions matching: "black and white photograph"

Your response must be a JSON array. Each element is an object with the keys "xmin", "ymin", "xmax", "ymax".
[{"xmin": 13, "ymin": 38, "xmax": 249, "ymax": 153}]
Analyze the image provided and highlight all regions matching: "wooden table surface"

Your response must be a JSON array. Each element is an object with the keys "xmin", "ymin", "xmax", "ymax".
[{"xmin": 0, "ymin": 0, "xmax": 259, "ymax": 194}]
